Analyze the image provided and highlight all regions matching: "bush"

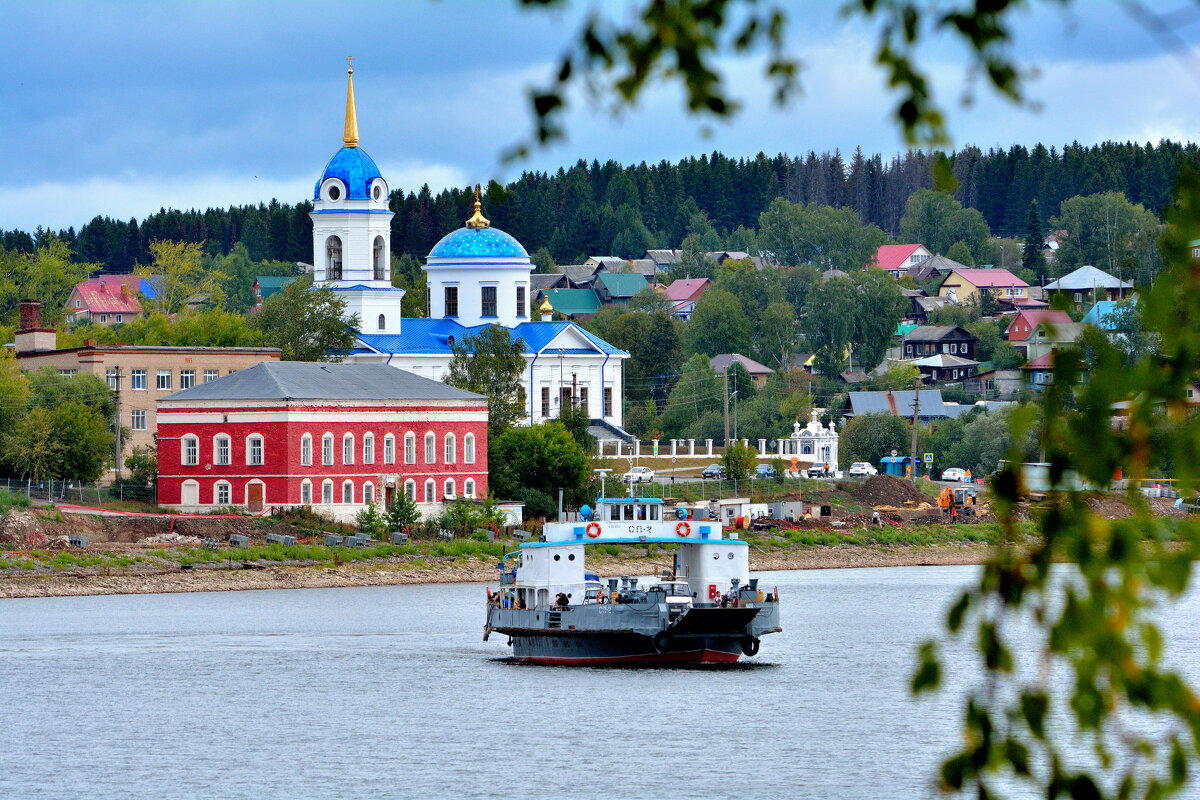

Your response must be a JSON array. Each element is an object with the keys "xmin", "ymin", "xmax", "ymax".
[
  {"xmin": 723, "ymin": 441, "xmax": 757, "ymax": 480},
  {"xmin": 355, "ymin": 501, "xmax": 387, "ymax": 538}
]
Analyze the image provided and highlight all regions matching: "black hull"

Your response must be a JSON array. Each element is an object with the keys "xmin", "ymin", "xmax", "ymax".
[{"xmin": 505, "ymin": 631, "xmax": 747, "ymax": 665}]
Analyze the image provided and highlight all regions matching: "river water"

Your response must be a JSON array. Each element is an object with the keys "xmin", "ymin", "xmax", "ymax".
[{"xmin": 2, "ymin": 565, "xmax": 1199, "ymax": 799}]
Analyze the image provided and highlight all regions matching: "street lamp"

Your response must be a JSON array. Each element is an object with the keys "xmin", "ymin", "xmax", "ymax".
[{"xmin": 594, "ymin": 468, "xmax": 611, "ymax": 499}]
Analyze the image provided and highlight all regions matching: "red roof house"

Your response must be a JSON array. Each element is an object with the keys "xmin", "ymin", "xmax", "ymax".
[
  {"xmin": 67, "ymin": 275, "xmax": 145, "ymax": 325},
  {"xmin": 664, "ymin": 278, "xmax": 711, "ymax": 319},
  {"xmin": 870, "ymin": 244, "xmax": 932, "ymax": 278},
  {"xmin": 1005, "ymin": 309, "xmax": 1072, "ymax": 342}
]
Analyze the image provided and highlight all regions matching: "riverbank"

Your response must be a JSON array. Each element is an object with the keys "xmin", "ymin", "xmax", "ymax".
[{"xmin": 0, "ymin": 542, "xmax": 998, "ymax": 598}]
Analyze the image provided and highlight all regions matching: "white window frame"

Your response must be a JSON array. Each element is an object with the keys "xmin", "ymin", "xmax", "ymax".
[
  {"xmin": 363, "ymin": 433, "xmax": 374, "ymax": 464},
  {"xmin": 131, "ymin": 409, "xmax": 147, "ymax": 430},
  {"xmin": 179, "ymin": 369, "xmax": 196, "ymax": 390},
  {"xmin": 444, "ymin": 432, "xmax": 456, "ymax": 464},
  {"xmin": 404, "ymin": 479, "xmax": 416, "ymax": 502},
  {"xmin": 464, "ymin": 433, "xmax": 475, "ymax": 464},
  {"xmin": 322, "ymin": 434, "xmax": 334, "ymax": 466},
  {"xmin": 444, "ymin": 478, "xmax": 455, "ymax": 499},
  {"xmin": 215, "ymin": 482, "xmax": 231, "ymax": 505},
  {"xmin": 464, "ymin": 479, "xmax": 475, "ymax": 499},
  {"xmin": 424, "ymin": 479, "xmax": 435, "ymax": 503},
  {"xmin": 131, "ymin": 369, "xmax": 147, "ymax": 390},
  {"xmin": 322, "ymin": 480, "xmax": 333, "ymax": 504},
  {"xmin": 156, "ymin": 369, "xmax": 172, "ymax": 390},
  {"xmin": 301, "ymin": 434, "xmax": 312, "ymax": 466},
  {"xmin": 384, "ymin": 434, "xmax": 395, "ymax": 464},
  {"xmin": 404, "ymin": 432, "xmax": 416, "ymax": 464},
  {"xmin": 182, "ymin": 435, "xmax": 199, "ymax": 466},
  {"xmin": 343, "ymin": 433, "xmax": 354, "ymax": 465},
  {"xmin": 363, "ymin": 483, "xmax": 375, "ymax": 505},
  {"xmin": 214, "ymin": 434, "xmax": 231, "ymax": 466},
  {"xmin": 301, "ymin": 480, "xmax": 312, "ymax": 505},
  {"xmin": 246, "ymin": 435, "xmax": 264, "ymax": 466},
  {"xmin": 203, "ymin": 369, "xmax": 219, "ymax": 383},
  {"xmin": 425, "ymin": 432, "xmax": 435, "ymax": 465},
  {"xmin": 342, "ymin": 481, "xmax": 354, "ymax": 504}
]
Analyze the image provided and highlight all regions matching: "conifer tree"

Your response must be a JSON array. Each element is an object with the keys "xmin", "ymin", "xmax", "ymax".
[{"xmin": 1022, "ymin": 199, "xmax": 1044, "ymax": 282}]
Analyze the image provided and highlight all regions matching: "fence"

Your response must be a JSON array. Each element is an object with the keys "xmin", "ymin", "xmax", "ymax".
[{"xmin": 0, "ymin": 478, "xmax": 154, "ymax": 506}]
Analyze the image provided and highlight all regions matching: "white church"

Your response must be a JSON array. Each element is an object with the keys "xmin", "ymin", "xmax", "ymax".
[{"xmin": 309, "ymin": 65, "xmax": 629, "ymax": 435}]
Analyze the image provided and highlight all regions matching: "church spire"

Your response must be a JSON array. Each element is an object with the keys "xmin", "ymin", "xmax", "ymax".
[
  {"xmin": 343, "ymin": 56, "xmax": 359, "ymax": 147},
  {"xmin": 465, "ymin": 184, "xmax": 490, "ymax": 229}
]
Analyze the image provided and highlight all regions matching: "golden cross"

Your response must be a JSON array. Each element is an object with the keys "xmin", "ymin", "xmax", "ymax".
[{"xmin": 347, "ymin": 54, "xmax": 353, "ymax": 70}]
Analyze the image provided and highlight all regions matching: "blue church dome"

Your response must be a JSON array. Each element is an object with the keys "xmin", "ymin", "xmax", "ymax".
[
  {"xmin": 428, "ymin": 226, "xmax": 529, "ymax": 259},
  {"xmin": 314, "ymin": 146, "xmax": 383, "ymax": 200}
]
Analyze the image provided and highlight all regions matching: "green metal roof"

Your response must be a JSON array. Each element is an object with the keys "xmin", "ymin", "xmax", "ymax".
[
  {"xmin": 545, "ymin": 288, "xmax": 601, "ymax": 316},
  {"xmin": 595, "ymin": 272, "xmax": 649, "ymax": 298},
  {"xmin": 895, "ymin": 322, "xmax": 918, "ymax": 337},
  {"xmin": 256, "ymin": 275, "xmax": 298, "ymax": 300}
]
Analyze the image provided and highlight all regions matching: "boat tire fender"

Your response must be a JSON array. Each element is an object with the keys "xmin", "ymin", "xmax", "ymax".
[
  {"xmin": 741, "ymin": 636, "xmax": 760, "ymax": 657},
  {"xmin": 652, "ymin": 631, "xmax": 670, "ymax": 653}
]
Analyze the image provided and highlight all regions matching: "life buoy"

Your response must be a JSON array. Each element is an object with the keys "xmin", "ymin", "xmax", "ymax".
[
  {"xmin": 676, "ymin": 521, "xmax": 690, "ymax": 537},
  {"xmin": 741, "ymin": 636, "xmax": 760, "ymax": 657},
  {"xmin": 652, "ymin": 631, "xmax": 670, "ymax": 652},
  {"xmin": 586, "ymin": 521, "xmax": 602, "ymax": 538}
]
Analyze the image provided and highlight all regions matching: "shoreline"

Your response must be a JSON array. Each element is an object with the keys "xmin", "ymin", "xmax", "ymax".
[{"xmin": 0, "ymin": 543, "xmax": 994, "ymax": 599}]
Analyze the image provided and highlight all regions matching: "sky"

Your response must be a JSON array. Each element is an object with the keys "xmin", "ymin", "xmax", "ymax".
[{"xmin": 1, "ymin": 0, "xmax": 1198, "ymax": 232}]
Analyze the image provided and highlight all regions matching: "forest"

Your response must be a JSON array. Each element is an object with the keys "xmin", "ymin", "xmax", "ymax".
[{"xmin": 1, "ymin": 139, "xmax": 1196, "ymax": 273}]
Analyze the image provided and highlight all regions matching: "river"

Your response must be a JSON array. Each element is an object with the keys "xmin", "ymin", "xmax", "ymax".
[{"xmin": 2, "ymin": 565, "xmax": 1199, "ymax": 799}]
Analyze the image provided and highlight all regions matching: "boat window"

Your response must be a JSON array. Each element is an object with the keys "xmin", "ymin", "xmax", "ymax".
[
  {"xmin": 623, "ymin": 504, "xmax": 634, "ymax": 521},
  {"xmin": 608, "ymin": 504, "xmax": 620, "ymax": 521},
  {"xmin": 649, "ymin": 505, "xmax": 660, "ymax": 521}
]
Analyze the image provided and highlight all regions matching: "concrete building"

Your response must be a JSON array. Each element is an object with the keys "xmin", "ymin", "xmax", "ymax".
[
  {"xmin": 156, "ymin": 362, "xmax": 488, "ymax": 520},
  {"xmin": 13, "ymin": 299, "xmax": 280, "ymax": 473}
]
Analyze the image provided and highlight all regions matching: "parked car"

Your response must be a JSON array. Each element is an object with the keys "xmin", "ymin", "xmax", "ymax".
[
  {"xmin": 622, "ymin": 466, "xmax": 655, "ymax": 484},
  {"xmin": 701, "ymin": 464, "xmax": 726, "ymax": 480},
  {"xmin": 848, "ymin": 462, "xmax": 878, "ymax": 477},
  {"xmin": 941, "ymin": 468, "xmax": 968, "ymax": 482},
  {"xmin": 755, "ymin": 464, "xmax": 776, "ymax": 478}
]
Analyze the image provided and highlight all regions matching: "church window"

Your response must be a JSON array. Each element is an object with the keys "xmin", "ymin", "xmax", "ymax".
[
  {"xmin": 560, "ymin": 387, "xmax": 572, "ymax": 413},
  {"xmin": 326, "ymin": 236, "xmax": 343, "ymax": 280},
  {"xmin": 516, "ymin": 286, "xmax": 526, "ymax": 317},
  {"xmin": 378, "ymin": 314, "xmax": 385, "ymax": 331},
  {"xmin": 541, "ymin": 387, "xmax": 550, "ymax": 418},
  {"xmin": 579, "ymin": 387, "xmax": 588, "ymax": 411},
  {"xmin": 328, "ymin": 185, "xmax": 341, "ymax": 201},
  {"xmin": 444, "ymin": 287, "xmax": 458, "ymax": 317},
  {"xmin": 603, "ymin": 388, "xmax": 613, "ymax": 417},
  {"xmin": 373, "ymin": 185, "xmax": 382, "ymax": 201},
  {"xmin": 481, "ymin": 286, "xmax": 497, "ymax": 317},
  {"xmin": 373, "ymin": 236, "xmax": 386, "ymax": 281}
]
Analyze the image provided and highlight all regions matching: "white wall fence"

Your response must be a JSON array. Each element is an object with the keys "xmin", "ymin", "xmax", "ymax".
[{"xmin": 596, "ymin": 438, "xmax": 812, "ymax": 461}]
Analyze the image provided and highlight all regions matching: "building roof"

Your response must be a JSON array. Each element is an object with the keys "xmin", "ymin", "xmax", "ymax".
[
  {"xmin": 1043, "ymin": 265, "xmax": 1133, "ymax": 292},
  {"xmin": 1006, "ymin": 309, "xmax": 1073, "ymax": 342},
  {"xmin": 709, "ymin": 353, "xmax": 774, "ymax": 376},
  {"xmin": 908, "ymin": 254, "xmax": 967, "ymax": 280},
  {"xmin": 162, "ymin": 361, "xmax": 484, "ymax": 403},
  {"xmin": 664, "ymin": 277, "xmax": 710, "ymax": 302},
  {"xmin": 913, "ymin": 296, "xmax": 955, "ymax": 314},
  {"xmin": 1082, "ymin": 300, "xmax": 1127, "ymax": 329},
  {"xmin": 530, "ymin": 273, "xmax": 567, "ymax": 292},
  {"xmin": 255, "ymin": 275, "xmax": 298, "ymax": 301},
  {"xmin": 427, "ymin": 226, "xmax": 528, "ymax": 259},
  {"xmin": 909, "ymin": 354, "xmax": 979, "ymax": 368},
  {"xmin": 557, "ymin": 264, "xmax": 598, "ymax": 287},
  {"xmin": 942, "ymin": 268, "xmax": 1029, "ymax": 289},
  {"xmin": 872, "ymin": 244, "xmax": 925, "ymax": 271},
  {"xmin": 594, "ymin": 272, "xmax": 650, "ymax": 298},
  {"xmin": 543, "ymin": 288, "xmax": 601, "ymax": 316},
  {"xmin": 1028, "ymin": 321, "xmax": 1084, "ymax": 343},
  {"xmin": 1021, "ymin": 352, "xmax": 1056, "ymax": 370},
  {"xmin": 74, "ymin": 276, "xmax": 144, "ymax": 315},
  {"xmin": 644, "ymin": 249, "xmax": 681, "ymax": 265},
  {"xmin": 628, "ymin": 259, "xmax": 657, "ymax": 277},
  {"xmin": 846, "ymin": 389, "xmax": 966, "ymax": 419},
  {"xmin": 355, "ymin": 319, "xmax": 626, "ymax": 357},
  {"xmin": 314, "ymin": 146, "xmax": 383, "ymax": 201},
  {"xmin": 903, "ymin": 325, "xmax": 974, "ymax": 342}
]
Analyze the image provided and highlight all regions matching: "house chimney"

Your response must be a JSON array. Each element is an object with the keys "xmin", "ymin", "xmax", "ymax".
[{"xmin": 15, "ymin": 299, "xmax": 57, "ymax": 354}]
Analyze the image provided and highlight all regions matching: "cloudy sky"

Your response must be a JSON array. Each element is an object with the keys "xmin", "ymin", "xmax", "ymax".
[{"xmin": 1, "ymin": 0, "xmax": 1198, "ymax": 232}]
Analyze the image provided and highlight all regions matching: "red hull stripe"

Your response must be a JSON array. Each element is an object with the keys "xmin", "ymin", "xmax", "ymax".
[{"xmin": 513, "ymin": 649, "xmax": 741, "ymax": 666}]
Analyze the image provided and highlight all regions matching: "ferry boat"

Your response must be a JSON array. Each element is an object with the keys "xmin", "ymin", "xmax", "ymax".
[{"xmin": 484, "ymin": 495, "xmax": 782, "ymax": 665}]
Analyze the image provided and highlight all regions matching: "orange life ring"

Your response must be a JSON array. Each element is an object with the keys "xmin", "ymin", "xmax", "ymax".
[
  {"xmin": 586, "ymin": 521, "xmax": 602, "ymax": 538},
  {"xmin": 676, "ymin": 521, "xmax": 691, "ymax": 537}
]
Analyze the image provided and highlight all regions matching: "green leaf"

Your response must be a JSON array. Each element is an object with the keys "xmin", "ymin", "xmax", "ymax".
[{"xmin": 1021, "ymin": 691, "xmax": 1048, "ymax": 740}]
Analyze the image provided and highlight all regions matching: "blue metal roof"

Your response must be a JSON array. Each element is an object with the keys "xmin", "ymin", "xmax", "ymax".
[
  {"xmin": 428, "ymin": 226, "xmax": 528, "ymax": 259},
  {"xmin": 356, "ymin": 320, "xmax": 626, "ymax": 357},
  {"xmin": 314, "ymin": 146, "xmax": 383, "ymax": 200}
]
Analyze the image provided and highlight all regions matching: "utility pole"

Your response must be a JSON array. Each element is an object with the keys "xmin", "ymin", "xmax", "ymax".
[
  {"xmin": 113, "ymin": 367, "xmax": 124, "ymax": 475},
  {"xmin": 571, "ymin": 371, "xmax": 578, "ymax": 410},
  {"xmin": 723, "ymin": 368, "xmax": 730, "ymax": 446},
  {"xmin": 909, "ymin": 380, "xmax": 920, "ymax": 483}
]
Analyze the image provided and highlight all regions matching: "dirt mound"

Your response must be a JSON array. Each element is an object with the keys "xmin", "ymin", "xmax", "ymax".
[
  {"xmin": 854, "ymin": 475, "xmax": 928, "ymax": 508},
  {"xmin": 0, "ymin": 510, "xmax": 38, "ymax": 545}
]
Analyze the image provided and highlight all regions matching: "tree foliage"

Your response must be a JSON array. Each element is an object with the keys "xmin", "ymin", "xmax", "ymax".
[
  {"xmin": 722, "ymin": 440, "xmax": 757, "ymax": 481},
  {"xmin": 837, "ymin": 412, "xmax": 909, "ymax": 470},
  {"xmin": 1052, "ymin": 191, "xmax": 1164, "ymax": 283},
  {"xmin": 445, "ymin": 325, "xmax": 527, "ymax": 441},
  {"xmin": 684, "ymin": 288, "xmax": 752, "ymax": 358},
  {"xmin": 139, "ymin": 239, "xmax": 227, "ymax": 314},
  {"xmin": 488, "ymin": 422, "xmax": 591, "ymax": 516},
  {"xmin": 801, "ymin": 276, "xmax": 856, "ymax": 379},
  {"xmin": 253, "ymin": 276, "xmax": 359, "ymax": 362}
]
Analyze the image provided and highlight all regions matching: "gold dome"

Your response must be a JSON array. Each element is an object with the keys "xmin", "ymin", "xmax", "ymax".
[
  {"xmin": 465, "ymin": 184, "xmax": 490, "ymax": 229},
  {"xmin": 539, "ymin": 297, "xmax": 554, "ymax": 313}
]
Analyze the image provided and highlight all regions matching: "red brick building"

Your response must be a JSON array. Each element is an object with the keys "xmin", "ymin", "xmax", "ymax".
[{"xmin": 156, "ymin": 362, "xmax": 488, "ymax": 520}]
